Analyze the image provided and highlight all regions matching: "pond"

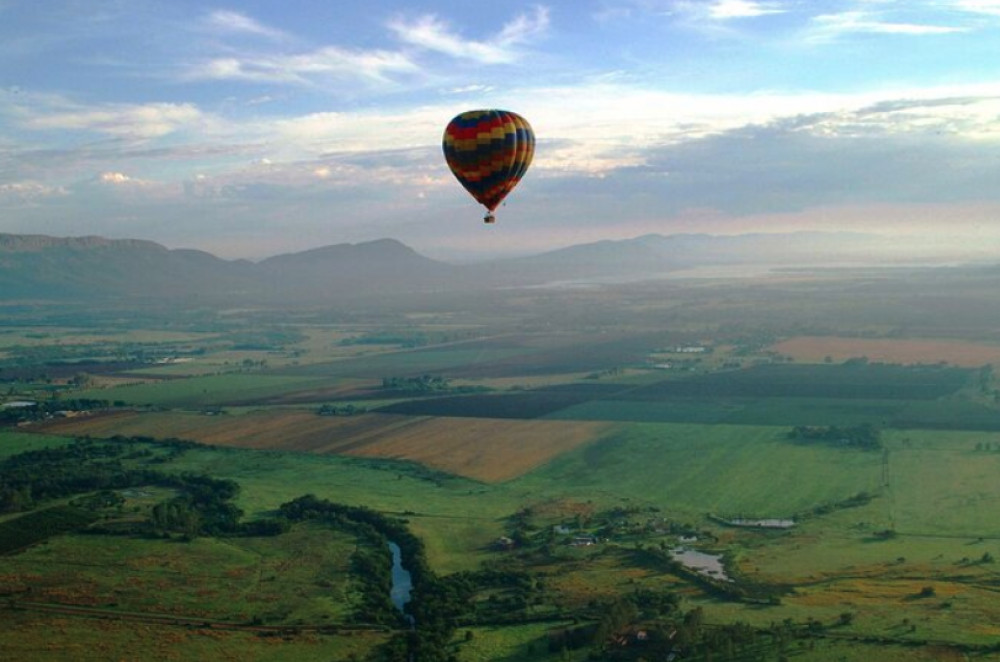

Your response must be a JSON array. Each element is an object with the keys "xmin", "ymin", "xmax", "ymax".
[
  {"xmin": 388, "ymin": 542, "xmax": 415, "ymax": 626},
  {"xmin": 670, "ymin": 547, "xmax": 732, "ymax": 582}
]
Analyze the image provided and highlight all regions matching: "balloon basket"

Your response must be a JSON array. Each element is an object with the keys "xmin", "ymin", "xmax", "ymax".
[{"xmin": 484, "ymin": 213, "xmax": 496, "ymax": 224}]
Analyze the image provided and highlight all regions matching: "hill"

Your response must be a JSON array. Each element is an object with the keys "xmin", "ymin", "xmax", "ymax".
[{"xmin": 0, "ymin": 231, "xmax": 977, "ymax": 303}]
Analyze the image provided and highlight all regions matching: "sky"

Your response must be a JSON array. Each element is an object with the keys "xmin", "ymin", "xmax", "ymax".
[{"xmin": 2, "ymin": 0, "xmax": 1000, "ymax": 260}]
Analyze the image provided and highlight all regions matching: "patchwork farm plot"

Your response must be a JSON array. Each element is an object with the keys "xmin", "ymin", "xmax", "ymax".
[
  {"xmin": 36, "ymin": 410, "xmax": 614, "ymax": 483},
  {"xmin": 376, "ymin": 362, "xmax": 1000, "ymax": 430}
]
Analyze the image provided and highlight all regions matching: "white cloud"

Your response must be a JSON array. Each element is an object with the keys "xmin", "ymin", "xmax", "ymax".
[
  {"xmin": 708, "ymin": 0, "xmax": 786, "ymax": 19},
  {"xmin": 0, "ymin": 181, "xmax": 68, "ymax": 202},
  {"xmin": 950, "ymin": 0, "xmax": 1000, "ymax": 16},
  {"xmin": 23, "ymin": 102, "xmax": 204, "ymax": 139},
  {"xmin": 96, "ymin": 172, "xmax": 157, "ymax": 189},
  {"xmin": 388, "ymin": 7, "xmax": 549, "ymax": 64},
  {"xmin": 444, "ymin": 84, "xmax": 495, "ymax": 95},
  {"xmin": 809, "ymin": 10, "xmax": 966, "ymax": 40},
  {"xmin": 667, "ymin": 0, "xmax": 785, "ymax": 22},
  {"xmin": 100, "ymin": 171, "xmax": 132, "ymax": 184},
  {"xmin": 192, "ymin": 46, "xmax": 418, "ymax": 85},
  {"xmin": 205, "ymin": 10, "xmax": 287, "ymax": 40},
  {"xmin": 238, "ymin": 82, "xmax": 1000, "ymax": 177}
]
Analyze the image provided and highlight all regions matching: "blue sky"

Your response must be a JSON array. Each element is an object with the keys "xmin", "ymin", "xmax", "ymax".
[{"xmin": 2, "ymin": 0, "xmax": 1000, "ymax": 259}]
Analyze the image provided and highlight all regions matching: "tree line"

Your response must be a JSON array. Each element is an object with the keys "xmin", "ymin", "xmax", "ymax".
[{"xmin": 788, "ymin": 423, "xmax": 882, "ymax": 450}]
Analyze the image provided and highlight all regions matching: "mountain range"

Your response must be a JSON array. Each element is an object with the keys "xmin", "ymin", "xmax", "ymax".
[{"xmin": 0, "ymin": 231, "xmax": 972, "ymax": 303}]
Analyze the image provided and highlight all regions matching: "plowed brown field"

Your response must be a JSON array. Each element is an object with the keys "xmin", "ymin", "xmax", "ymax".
[
  {"xmin": 771, "ymin": 336, "xmax": 1000, "ymax": 367},
  {"xmin": 35, "ymin": 410, "xmax": 612, "ymax": 483}
]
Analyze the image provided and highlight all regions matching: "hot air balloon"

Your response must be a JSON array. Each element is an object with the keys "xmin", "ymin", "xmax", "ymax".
[{"xmin": 442, "ymin": 109, "xmax": 534, "ymax": 224}]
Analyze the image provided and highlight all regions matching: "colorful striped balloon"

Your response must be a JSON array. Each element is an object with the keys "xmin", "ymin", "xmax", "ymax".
[{"xmin": 442, "ymin": 109, "xmax": 534, "ymax": 223}]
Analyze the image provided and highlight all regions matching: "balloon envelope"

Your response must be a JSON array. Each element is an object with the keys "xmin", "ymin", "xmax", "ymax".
[{"xmin": 442, "ymin": 110, "xmax": 534, "ymax": 218}]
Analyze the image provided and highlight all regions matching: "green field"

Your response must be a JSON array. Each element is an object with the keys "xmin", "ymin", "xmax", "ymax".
[
  {"xmin": 513, "ymin": 422, "xmax": 884, "ymax": 517},
  {"xmin": 72, "ymin": 373, "xmax": 335, "ymax": 407},
  {"xmin": 0, "ymin": 430, "xmax": 76, "ymax": 458},
  {"xmin": 275, "ymin": 346, "xmax": 529, "ymax": 379},
  {"xmin": 547, "ymin": 395, "xmax": 1000, "ymax": 429}
]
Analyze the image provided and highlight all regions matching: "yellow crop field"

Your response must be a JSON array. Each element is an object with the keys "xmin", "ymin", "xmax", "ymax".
[
  {"xmin": 771, "ymin": 336, "xmax": 1000, "ymax": 367},
  {"xmin": 343, "ymin": 417, "xmax": 613, "ymax": 482},
  {"xmin": 34, "ymin": 410, "xmax": 612, "ymax": 483}
]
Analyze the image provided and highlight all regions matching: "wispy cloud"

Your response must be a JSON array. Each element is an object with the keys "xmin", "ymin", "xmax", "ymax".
[
  {"xmin": 204, "ymin": 10, "xmax": 287, "ymax": 40},
  {"xmin": 444, "ymin": 84, "xmax": 494, "ymax": 95},
  {"xmin": 388, "ymin": 6, "xmax": 550, "ymax": 64},
  {"xmin": 949, "ymin": 0, "xmax": 1000, "ymax": 17},
  {"xmin": 191, "ymin": 47, "xmax": 418, "ymax": 86},
  {"xmin": 20, "ymin": 101, "xmax": 205, "ymax": 139},
  {"xmin": 808, "ymin": 10, "xmax": 966, "ymax": 41},
  {"xmin": 0, "ymin": 181, "xmax": 68, "ymax": 203},
  {"xmin": 707, "ymin": 0, "xmax": 787, "ymax": 19}
]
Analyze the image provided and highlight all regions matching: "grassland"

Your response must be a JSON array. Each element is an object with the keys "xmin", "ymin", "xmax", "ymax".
[
  {"xmin": 2, "ymin": 611, "xmax": 389, "ymax": 661},
  {"xmin": 71, "ymin": 373, "xmax": 336, "ymax": 407},
  {"xmin": 0, "ymin": 523, "xmax": 361, "ymax": 624}
]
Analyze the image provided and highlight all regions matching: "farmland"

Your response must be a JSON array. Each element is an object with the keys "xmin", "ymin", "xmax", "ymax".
[
  {"xmin": 37, "ymin": 410, "xmax": 613, "ymax": 483},
  {"xmin": 772, "ymin": 336, "xmax": 1000, "ymax": 367},
  {"xmin": 5, "ymin": 266, "xmax": 1000, "ymax": 660}
]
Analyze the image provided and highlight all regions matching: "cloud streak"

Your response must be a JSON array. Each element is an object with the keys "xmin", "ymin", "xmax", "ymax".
[
  {"xmin": 204, "ymin": 10, "xmax": 287, "ymax": 40},
  {"xmin": 707, "ymin": 0, "xmax": 786, "ymax": 19},
  {"xmin": 950, "ymin": 0, "xmax": 1000, "ymax": 17},
  {"xmin": 807, "ymin": 9, "xmax": 967, "ymax": 41},
  {"xmin": 193, "ymin": 47, "xmax": 418, "ymax": 85},
  {"xmin": 19, "ymin": 101, "xmax": 205, "ymax": 139},
  {"xmin": 388, "ymin": 7, "xmax": 549, "ymax": 63}
]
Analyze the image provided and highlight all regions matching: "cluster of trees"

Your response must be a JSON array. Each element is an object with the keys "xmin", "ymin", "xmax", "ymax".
[
  {"xmin": 342, "ymin": 331, "xmax": 432, "ymax": 347},
  {"xmin": 341, "ymin": 329, "xmax": 480, "ymax": 348},
  {"xmin": 797, "ymin": 491, "xmax": 874, "ymax": 520},
  {"xmin": 0, "ymin": 398, "xmax": 116, "ymax": 424},
  {"xmin": 788, "ymin": 423, "xmax": 882, "ymax": 450},
  {"xmin": 316, "ymin": 403, "xmax": 367, "ymax": 416},
  {"xmin": 0, "ymin": 438, "xmax": 154, "ymax": 512},
  {"xmin": 0, "ymin": 436, "xmax": 283, "ymax": 540},
  {"xmin": 381, "ymin": 375, "xmax": 452, "ymax": 392},
  {"xmin": 379, "ymin": 374, "xmax": 491, "ymax": 396},
  {"xmin": 147, "ymin": 474, "xmax": 243, "ymax": 537}
]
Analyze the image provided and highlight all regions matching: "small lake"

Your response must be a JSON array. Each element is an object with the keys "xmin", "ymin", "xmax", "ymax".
[
  {"xmin": 671, "ymin": 548, "xmax": 732, "ymax": 582},
  {"xmin": 388, "ymin": 542, "xmax": 415, "ymax": 626}
]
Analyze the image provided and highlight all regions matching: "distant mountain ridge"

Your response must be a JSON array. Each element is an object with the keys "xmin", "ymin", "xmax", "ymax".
[
  {"xmin": 0, "ymin": 233, "xmax": 164, "ymax": 252},
  {"xmin": 0, "ymin": 231, "xmax": 951, "ymax": 303}
]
